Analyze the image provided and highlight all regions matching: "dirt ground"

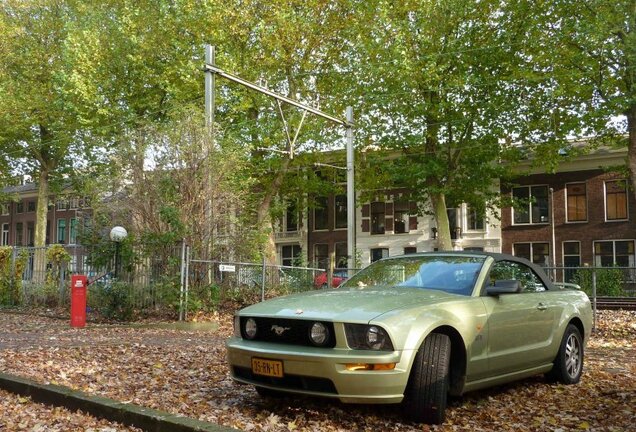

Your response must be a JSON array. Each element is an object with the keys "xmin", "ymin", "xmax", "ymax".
[{"xmin": 0, "ymin": 310, "xmax": 634, "ymax": 432}]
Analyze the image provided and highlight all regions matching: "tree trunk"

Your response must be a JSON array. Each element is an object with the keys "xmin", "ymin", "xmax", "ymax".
[
  {"xmin": 431, "ymin": 192, "xmax": 452, "ymax": 251},
  {"xmin": 34, "ymin": 169, "xmax": 49, "ymax": 247},
  {"xmin": 257, "ymin": 157, "xmax": 293, "ymax": 265}
]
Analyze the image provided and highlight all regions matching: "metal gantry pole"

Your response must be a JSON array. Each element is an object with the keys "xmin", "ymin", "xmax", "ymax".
[
  {"xmin": 346, "ymin": 106, "xmax": 356, "ymax": 274},
  {"xmin": 205, "ymin": 45, "xmax": 215, "ymax": 131}
]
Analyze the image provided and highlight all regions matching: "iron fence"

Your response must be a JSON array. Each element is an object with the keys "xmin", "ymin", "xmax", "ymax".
[{"xmin": 543, "ymin": 266, "xmax": 636, "ymax": 297}]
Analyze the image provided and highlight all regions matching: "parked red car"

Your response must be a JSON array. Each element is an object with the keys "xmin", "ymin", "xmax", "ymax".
[{"xmin": 313, "ymin": 270, "xmax": 349, "ymax": 288}]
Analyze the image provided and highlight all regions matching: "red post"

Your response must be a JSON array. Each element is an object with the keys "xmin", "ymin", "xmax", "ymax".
[{"xmin": 70, "ymin": 275, "xmax": 88, "ymax": 328}]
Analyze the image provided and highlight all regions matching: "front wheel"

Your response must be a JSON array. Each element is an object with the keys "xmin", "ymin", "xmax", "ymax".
[
  {"xmin": 403, "ymin": 333, "xmax": 451, "ymax": 424},
  {"xmin": 546, "ymin": 324, "xmax": 584, "ymax": 384}
]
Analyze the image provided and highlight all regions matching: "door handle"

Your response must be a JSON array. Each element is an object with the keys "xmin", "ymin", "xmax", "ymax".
[{"xmin": 537, "ymin": 303, "xmax": 547, "ymax": 311}]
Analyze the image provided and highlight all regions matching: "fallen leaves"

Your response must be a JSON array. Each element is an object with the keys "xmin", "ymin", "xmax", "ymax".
[
  {"xmin": 0, "ymin": 389, "xmax": 140, "ymax": 431},
  {"xmin": 0, "ymin": 310, "xmax": 634, "ymax": 431}
]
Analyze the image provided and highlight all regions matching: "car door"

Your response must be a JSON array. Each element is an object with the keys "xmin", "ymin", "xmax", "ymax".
[{"xmin": 481, "ymin": 260, "xmax": 557, "ymax": 376}]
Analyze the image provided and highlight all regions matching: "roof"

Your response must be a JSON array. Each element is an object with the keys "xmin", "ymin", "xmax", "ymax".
[{"xmin": 1, "ymin": 183, "xmax": 38, "ymax": 194}]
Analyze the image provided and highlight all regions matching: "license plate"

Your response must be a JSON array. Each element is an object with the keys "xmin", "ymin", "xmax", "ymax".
[{"xmin": 252, "ymin": 358, "xmax": 284, "ymax": 378}]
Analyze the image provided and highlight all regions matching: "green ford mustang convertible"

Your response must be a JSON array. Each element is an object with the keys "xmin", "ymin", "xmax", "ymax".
[{"xmin": 226, "ymin": 252, "xmax": 592, "ymax": 424}]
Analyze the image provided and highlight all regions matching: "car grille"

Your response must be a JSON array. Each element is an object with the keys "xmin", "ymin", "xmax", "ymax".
[
  {"xmin": 239, "ymin": 317, "xmax": 336, "ymax": 348},
  {"xmin": 233, "ymin": 366, "xmax": 338, "ymax": 394}
]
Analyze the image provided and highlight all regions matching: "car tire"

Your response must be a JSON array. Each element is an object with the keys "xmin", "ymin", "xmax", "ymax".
[
  {"xmin": 403, "ymin": 333, "xmax": 451, "ymax": 425},
  {"xmin": 546, "ymin": 323, "xmax": 584, "ymax": 384},
  {"xmin": 255, "ymin": 386, "xmax": 286, "ymax": 398}
]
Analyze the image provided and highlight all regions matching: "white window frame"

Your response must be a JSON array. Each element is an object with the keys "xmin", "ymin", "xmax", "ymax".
[
  {"xmin": 1, "ymin": 223, "xmax": 9, "ymax": 246},
  {"xmin": 334, "ymin": 194, "xmax": 348, "ymax": 231},
  {"xmin": 512, "ymin": 241, "xmax": 551, "ymax": 266},
  {"xmin": 464, "ymin": 204, "xmax": 486, "ymax": 232},
  {"xmin": 604, "ymin": 180, "xmax": 629, "ymax": 222},
  {"xmin": 511, "ymin": 184, "xmax": 550, "ymax": 225},
  {"xmin": 565, "ymin": 182, "xmax": 588, "ymax": 223},
  {"xmin": 562, "ymin": 240, "xmax": 581, "ymax": 266},
  {"xmin": 593, "ymin": 239, "xmax": 635, "ymax": 267},
  {"xmin": 313, "ymin": 197, "xmax": 329, "ymax": 232}
]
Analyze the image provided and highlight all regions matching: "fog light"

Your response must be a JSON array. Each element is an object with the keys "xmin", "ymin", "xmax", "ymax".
[{"xmin": 244, "ymin": 318, "xmax": 257, "ymax": 339}]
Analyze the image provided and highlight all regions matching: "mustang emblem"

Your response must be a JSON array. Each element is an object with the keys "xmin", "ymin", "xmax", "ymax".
[{"xmin": 271, "ymin": 325, "xmax": 291, "ymax": 336}]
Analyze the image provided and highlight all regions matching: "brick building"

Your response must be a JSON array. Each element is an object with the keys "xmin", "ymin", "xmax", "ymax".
[
  {"xmin": 501, "ymin": 147, "xmax": 634, "ymax": 274},
  {"xmin": 0, "ymin": 183, "xmax": 91, "ymax": 247}
]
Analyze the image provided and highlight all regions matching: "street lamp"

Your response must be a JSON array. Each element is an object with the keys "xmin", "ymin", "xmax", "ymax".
[{"xmin": 109, "ymin": 226, "xmax": 128, "ymax": 279}]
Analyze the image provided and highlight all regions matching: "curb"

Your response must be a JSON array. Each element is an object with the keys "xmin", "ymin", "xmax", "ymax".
[{"xmin": 0, "ymin": 373, "xmax": 238, "ymax": 432}]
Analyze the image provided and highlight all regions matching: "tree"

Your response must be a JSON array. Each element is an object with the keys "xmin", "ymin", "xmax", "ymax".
[
  {"xmin": 521, "ymin": 0, "xmax": 634, "ymax": 193},
  {"xmin": 0, "ymin": 0, "xmax": 83, "ymax": 248},
  {"xmin": 350, "ymin": 0, "xmax": 527, "ymax": 250},
  {"xmin": 216, "ymin": 0, "xmax": 362, "ymax": 263}
]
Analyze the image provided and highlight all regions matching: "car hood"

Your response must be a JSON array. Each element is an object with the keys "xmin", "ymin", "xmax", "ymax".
[{"xmin": 238, "ymin": 286, "xmax": 459, "ymax": 323}]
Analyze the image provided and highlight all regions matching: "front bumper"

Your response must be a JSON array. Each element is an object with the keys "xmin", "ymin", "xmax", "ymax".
[{"xmin": 226, "ymin": 337, "xmax": 415, "ymax": 404}]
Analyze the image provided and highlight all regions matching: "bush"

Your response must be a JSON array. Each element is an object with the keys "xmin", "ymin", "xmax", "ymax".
[
  {"xmin": 0, "ymin": 247, "xmax": 28, "ymax": 305},
  {"xmin": 89, "ymin": 281, "xmax": 134, "ymax": 321},
  {"xmin": 572, "ymin": 267, "xmax": 625, "ymax": 297}
]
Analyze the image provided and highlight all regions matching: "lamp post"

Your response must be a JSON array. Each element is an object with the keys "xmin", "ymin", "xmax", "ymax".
[{"xmin": 109, "ymin": 226, "xmax": 128, "ymax": 280}]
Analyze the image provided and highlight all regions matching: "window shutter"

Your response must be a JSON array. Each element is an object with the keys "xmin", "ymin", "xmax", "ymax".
[
  {"xmin": 361, "ymin": 204, "xmax": 370, "ymax": 217},
  {"xmin": 385, "ymin": 217, "xmax": 394, "ymax": 232},
  {"xmin": 409, "ymin": 216, "xmax": 418, "ymax": 231},
  {"xmin": 362, "ymin": 219, "xmax": 369, "ymax": 232}
]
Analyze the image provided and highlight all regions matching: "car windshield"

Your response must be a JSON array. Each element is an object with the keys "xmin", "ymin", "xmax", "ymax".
[{"xmin": 341, "ymin": 255, "xmax": 486, "ymax": 296}]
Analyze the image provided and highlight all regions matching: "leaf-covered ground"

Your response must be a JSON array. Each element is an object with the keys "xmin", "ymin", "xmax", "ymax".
[
  {"xmin": 0, "ymin": 388, "xmax": 141, "ymax": 432},
  {"xmin": 0, "ymin": 310, "xmax": 634, "ymax": 432}
]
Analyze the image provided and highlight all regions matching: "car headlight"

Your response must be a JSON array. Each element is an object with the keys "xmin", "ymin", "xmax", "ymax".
[
  {"xmin": 244, "ymin": 318, "xmax": 258, "ymax": 339},
  {"xmin": 309, "ymin": 322, "xmax": 330, "ymax": 346},
  {"xmin": 345, "ymin": 323, "xmax": 394, "ymax": 351}
]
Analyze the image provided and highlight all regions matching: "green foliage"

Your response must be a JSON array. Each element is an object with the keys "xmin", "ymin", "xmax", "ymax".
[
  {"xmin": 572, "ymin": 267, "xmax": 625, "ymax": 297},
  {"xmin": 89, "ymin": 281, "xmax": 134, "ymax": 321},
  {"xmin": 0, "ymin": 247, "xmax": 28, "ymax": 305}
]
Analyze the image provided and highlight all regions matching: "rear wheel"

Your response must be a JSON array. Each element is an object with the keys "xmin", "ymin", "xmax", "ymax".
[
  {"xmin": 546, "ymin": 324, "xmax": 583, "ymax": 384},
  {"xmin": 403, "ymin": 333, "xmax": 451, "ymax": 424}
]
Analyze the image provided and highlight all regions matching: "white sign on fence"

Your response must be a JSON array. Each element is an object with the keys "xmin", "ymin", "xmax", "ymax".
[{"xmin": 219, "ymin": 264, "xmax": 236, "ymax": 273}]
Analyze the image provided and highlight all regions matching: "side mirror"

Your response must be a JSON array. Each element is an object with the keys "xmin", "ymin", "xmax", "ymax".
[{"xmin": 486, "ymin": 279, "xmax": 522, "ymax": 296}]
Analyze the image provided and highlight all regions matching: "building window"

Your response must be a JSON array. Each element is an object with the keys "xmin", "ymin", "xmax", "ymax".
[
  {"xmin": 605, "ymin": 180, "xmax": 628, "ymax": 221},
  {"xmin": 594, "ymin": 240, "xmax": 635, "ymax": 267},
  {"xmin": 513, "ymin": 242, "xmax": 550, "ymax": 267},
  {"xmin": 404, "ymin": 247, "xmax": 417, "ymax": 254},
  {"xmin": 314, "ymin": 243, "xmax": 329, "ymax": 269},
  {"xmin": 447, "ymin": 208, "xmax": 461, "ymax": 239},
  {"xmin": 314, "ymin": 196, "xmax": 328, "ymax": 231},
  {"xmin": 512, "ymin": 185, "xmax": 549, "ymax": 224},
  {"xmin": 466, "ymin": 206, "xmax": 485, "ymax": 231},
  {"xmin": 562, "ymin": 241, "xmax": 581, "ymax": 282},
  {"xmin": 56, "ymin": 199, "xmax": 68, "ymax": 211},
  {"xmin": 464, "ymin": 247, "xmax": 485, "ymax": 252},
  {"xmin": 1, "ymin": 224, "xmax": 8, "ymax": 246},
  {"xmin": 285, "ymin": 201, "xmax": 298, "ymax": 232},
  {"xmin": 27, "ymin": 201, "xmax": 36, "ymax": 212},
  {"xmin": 27, "ymin": 222, "xmax": 34, "ymax": 246},
  {"xmin": 394, "ymin": 201, "xmax": 409, "ymax": 234},
  {"xmin": 370, "ymin": 247, "xmax": 389, "ymax": 262},
  {"xmin": 1, "ymin": 204, "xmax": 8, "ymax": 215},
  {"xmin": 335, "ymin": 242, "xmax": 348, "ymax": 268},
  {"xmin": 371, "ymin": 202, "xmax": 385, "ymax": 235},
  {"xmin": 56, "ymin": 219, "xmax": 66, "ymax": 244},
  {"xmin": 69, "ymin": 218, "xmax": 78, "ymax": 245},
  {"xmin": 334, "ymin": 195, "xmax": 347, "ymax": 229},
  {"xmin": 281, "ymin": 245, "xmax": 301, "ymax": 267},
  {"xmin": 16, "ymin": 202, "xmax": 23, "ymax": 214},
  {"xmin": 15, "ymin": 223, "xmax": 23, "ymax": 246},
  {"xmin": 566, "ymin": 183, "xmax": 587, "ymax": 222},
  {"xmin": 69, "ymin": 197, "xmax": 80, "ymax": 209}
]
